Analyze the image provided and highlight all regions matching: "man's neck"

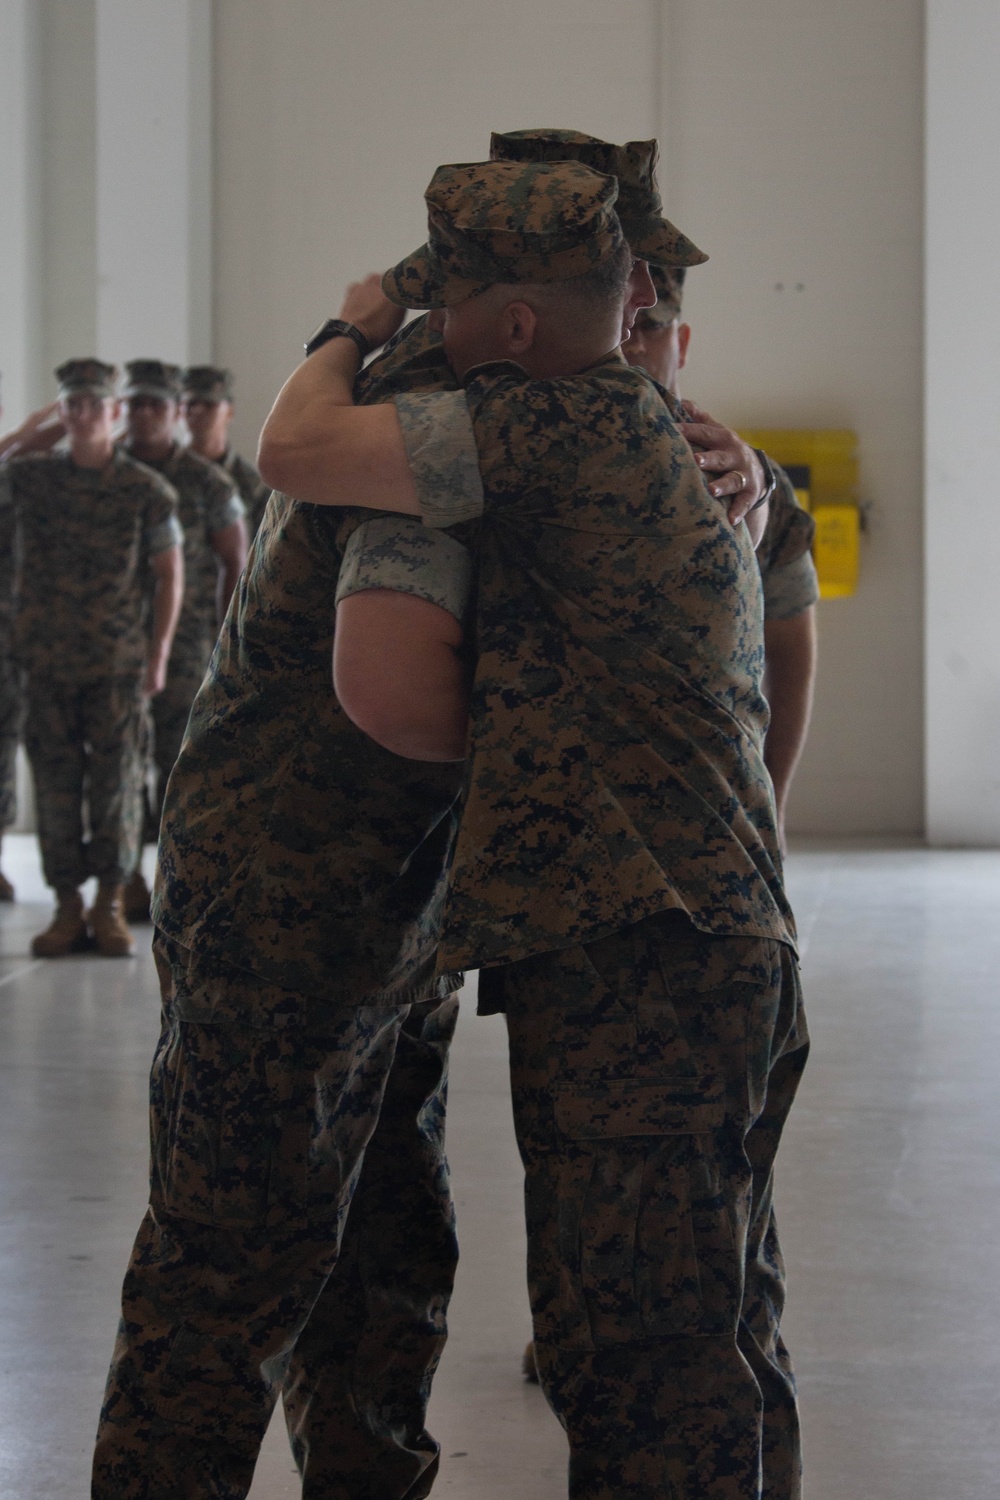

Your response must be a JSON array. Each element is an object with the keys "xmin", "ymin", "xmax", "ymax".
[
  {"xmin": 191, "ymin": 437, "xmax": 227, "ymax": 464},
  {"xmin": 127, "ymin": 436, "xmax": 173, "ymax": 464},
  {"xmin": 70, "ymin": 434, "xmax": 115, "ymax": 470}
]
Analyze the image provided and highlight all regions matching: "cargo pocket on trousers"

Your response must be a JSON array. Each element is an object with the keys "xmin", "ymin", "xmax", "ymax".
[
  {"xmin": 553, "ymin": 1079, "xmax": 738, "ymax": 1344},
  {"xmin": 150, "ymin": 1019, "xmax": 304, "ymax": 1228}
]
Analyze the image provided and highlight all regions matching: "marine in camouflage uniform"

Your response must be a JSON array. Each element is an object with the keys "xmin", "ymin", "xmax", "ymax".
[
  {"xmin": 625, "ymin": 264, "xmax": 819, "ymax": 840},
  {"xmin": 119, "ymin": 360, "xmax": 247, "ymax": 844},
  {"xmin": 93, "ymin": 403, "xmax": 465, "ymax": 1491},
  {"xmin": 182, "ymin": 365, "xmax": 273, "ymax": 539},
  {"xmin": 0, "ymin": 359, "xmax": 183, "ymax": 955},
  {"xmin": 325, "ymin": 155, "xmax": 808, "ymax": 1499}
]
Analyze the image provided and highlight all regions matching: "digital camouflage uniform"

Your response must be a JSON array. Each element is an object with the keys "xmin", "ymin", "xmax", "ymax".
[
  {"xmin": 360, "ymin": 345, "xmax": 809, "ymax": 1500},
  {"xmin": 0, "ymin": 447, "xmax": 181, "ymax": 891},
  {"xmin": 335, "ymin": 149, "xmax": 805, "ymax": 1496},
  {"xmin": 124, "ymin": 440, "xmax": 245, "ymax": 835},
  {"xmin": 94, "ymin": 421, "xmax": 465, "ymax": 1493}
]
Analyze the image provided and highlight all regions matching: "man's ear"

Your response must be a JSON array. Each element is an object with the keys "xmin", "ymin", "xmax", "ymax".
[
  {"xmin": 677, "ymin": 322, "xmax": 692, "ymax": 372},
  {"xmin": 503, "ymin": 300, "xmax": 538, "ymax": 357}
]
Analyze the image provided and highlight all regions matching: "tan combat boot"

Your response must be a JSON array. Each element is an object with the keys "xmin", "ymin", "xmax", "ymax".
[
  {"xmin": 88, "ymin": 883, "xmax": 137, "ymax": 958},
  {"xmin": 31, "ymin": 889, "xmax": 88, "ymax": 957},
  {"xmin": 123, "ymin": 868, "xmax": 152, "ymax": 923}
]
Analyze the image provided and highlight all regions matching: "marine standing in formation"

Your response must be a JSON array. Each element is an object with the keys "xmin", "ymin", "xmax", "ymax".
[
  {"xmin": 181, "ymin": 364, "xmax": 273, "ymax": 538},
  {"xmin": 0, "ymin": 359, "xmax": 184, "ymax": 957},
  {"xmin": 117, "ymin": 360, "xmax": 247, "ymax": 915}
]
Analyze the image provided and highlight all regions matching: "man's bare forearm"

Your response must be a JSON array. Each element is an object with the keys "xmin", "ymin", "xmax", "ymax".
[
  {"xmin": 146, "ymin": 548, "xmax": 184, "ymax": 696},
  {"xmin": 334, "ymin": 591, "xmax": 469, "ymax": 761},
  {"xmin": 762, "ymin": 608, "xmax": 817, "ymax": 839},
  {"xmin": 257, "ymin": 338, "xmax": 419, "ymax": 512}
]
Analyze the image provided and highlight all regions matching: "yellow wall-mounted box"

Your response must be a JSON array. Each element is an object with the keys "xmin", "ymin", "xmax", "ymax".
[{"xmin": 737, "ymin": 428, "xmax": 861, "ymax": 599}]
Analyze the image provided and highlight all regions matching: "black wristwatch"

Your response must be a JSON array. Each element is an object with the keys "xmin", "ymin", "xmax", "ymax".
[
  {"xmin": 304, "ymin": 318, "xmax": 373, "ymax": 361},
  {"xmin": 750, "ymin": 448, "xmax": 778, "ymax": 512}
]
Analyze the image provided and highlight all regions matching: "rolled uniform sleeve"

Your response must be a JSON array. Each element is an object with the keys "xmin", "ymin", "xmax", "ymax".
[
  {"xmin": 757, "ymin": 465, "xmax": 819, "ymax": 620},
  {"xmin": 393, "ymin": 391, "xmax": 484, "ymax": 528},
  {"xmin": 203, "ymin": 467, "xmax": 246, "ymax": 534},
  {"xmin": 762, "ymin": 551, "xmax": 819, "ymax": 620},
  {"xmin": 336, "ymin": 516, "xmax": 474, "ymax": 625},
  {"xmin": 143, "ymin": 477, "xmax": 184, "ymax": 558}
]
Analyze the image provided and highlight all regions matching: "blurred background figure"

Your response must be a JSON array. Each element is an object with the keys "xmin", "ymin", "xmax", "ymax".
[
  {"xmin": 182, "ymin": 365, "xmax": 273, "ymax": 539},
  {"xmin": 0, "ymin": 359, "xmax": 183, "ymax": 956},
  {"xmin": 119, "ymin": 360, "xmax": 248, "ymax": 919}
]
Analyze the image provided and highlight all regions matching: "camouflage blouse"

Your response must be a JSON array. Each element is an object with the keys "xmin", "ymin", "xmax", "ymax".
[
  {"xmin": 393, "ymin": 354, "xmax": 798, "ymax": 971},
  {"xmin": 151, "ymin": 326, "xmax": 466, "ymax": 1009},
  {"xmin": 0, "ymin": 448, "xmax": 181, "ymax": 681},
  {"xmin": 126, "ymin": 442, "xmax": 244, "ymax": 661}
]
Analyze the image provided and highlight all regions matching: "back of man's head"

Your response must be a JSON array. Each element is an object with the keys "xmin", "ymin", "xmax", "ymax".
[{"xmin": 384, "ymin": 159, "xmax": 640, "ymax": 376}]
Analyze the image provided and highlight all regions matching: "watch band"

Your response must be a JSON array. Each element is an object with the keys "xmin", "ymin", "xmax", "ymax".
[
  {"xmin": 304, "ymin": 318, "xmax": 373, "ymax": 361},
  {"xmin": 749, "ymin": 448, "xmax": 777, "ymax": 512}
]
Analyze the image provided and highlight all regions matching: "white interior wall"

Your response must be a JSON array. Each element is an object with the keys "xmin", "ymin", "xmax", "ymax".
[
  {"xmin": 215, "ymin": 0, "xmax": 927, "ymax": 838},
  {"xmin": 95, "ymin": 0, "xmax": 212, "ymax": 367},
  {"xmin": 38, "ymin": 0, "xmax": 97, "ymax": 382},
  {"xmin": 214, "ymin": 0, "xmax": 660, "ymax": 459},
  {"xmin": 0, "ymin": 0, "xmax": 43, "ymax": 424},
  {"xmin": 925, "ymin": 1, "xmax": 1000, "ymax": 846},
  {"xmin": 660, "ymin": 0, "xmax": 925, "ymax": 836}
]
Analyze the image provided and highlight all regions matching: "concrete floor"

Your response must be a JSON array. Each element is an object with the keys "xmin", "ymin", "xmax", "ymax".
[{"xmin": 0, "ymin": 835, "xmax": 998, "ymax": 1498}]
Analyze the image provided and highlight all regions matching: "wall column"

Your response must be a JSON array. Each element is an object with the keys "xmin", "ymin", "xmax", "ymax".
[
  {"xmin": 925, "ymin": 0, "xmax": 1000, "ymax": 844},
  {"xmin": 94, "ymin": 0, "xmax": 212, "ymax": 367},
  {"xmin": 0, "ymin": 0, "xmax": 42, "ymax": 424}
]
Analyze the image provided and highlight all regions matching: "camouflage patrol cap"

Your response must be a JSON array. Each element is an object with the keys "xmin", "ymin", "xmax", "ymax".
[
  {"xmin": 489, "ymin": 128, "xmax": 707, "ymax": 269},
  {"xmin": 181, "ymin": 365, "xmax": 234, "ymax": 403},
  {"xmin": 383, "ymin": 159, "xmax": 626, "ymax": 309},
  {"xmin": 55, "ymin": 358, "xmax": 119, "ymax": 400},
  {"xmin": 642, "ymin": 264, "xmax": 687, "ymax": 324},
  {"xmin": 121, "ymin": 359, "xmax": 183, "ymax": 401}
]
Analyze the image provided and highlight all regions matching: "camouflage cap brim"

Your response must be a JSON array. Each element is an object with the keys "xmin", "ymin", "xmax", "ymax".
[
  {"xmin": 55, "ymin": 357, "xmax": 119, "ymax": 400},
  {"xmin": 489, "ymin": 128, "xmax": 708, "ymax": 268},
  {"xmin": 181, "ymin": 366, "xmax": 234, "ymax": 402},
  {"xmin": 382, "ymin": 243, "xmax": 479, "ymax": 310},
  {"xmin": 58, "ymin": 378, "xmax": 115, "ymax": 399},
  {"xmin": 121, "ymin": 382, "xmax": 178, "ymax": 401},
  {"xmin": 624, "ymin": 217, "xmax": 708, "ymax": 269}
]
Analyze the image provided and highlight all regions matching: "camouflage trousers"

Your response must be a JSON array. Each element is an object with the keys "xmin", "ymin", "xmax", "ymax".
[
  {"xmin": 143, "ymin": 658, "xmax": 207, "ymax": 842},
  {"xmin": 0, "ymin": 650, "xmax": 25, "ymax": 832},
  {"xmin": 497, "ymin": 912, "xmax": 809, "ymax": 1500},
  {"xmin": 93, "ymin": 933, "xmax": 460, "ymax": 1500},
  {"xmin": 23, "ymin": 674, "xmax": 145, "ymax": 890}
]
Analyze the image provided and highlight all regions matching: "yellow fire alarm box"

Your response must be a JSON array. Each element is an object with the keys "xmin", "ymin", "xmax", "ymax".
[{"xmin": 737, "ymin": 428, "xmax": 861, "ymax": 599}]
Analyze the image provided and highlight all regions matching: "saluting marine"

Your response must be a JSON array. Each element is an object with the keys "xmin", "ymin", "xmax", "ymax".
[{"xmin": 0, "ymin": 359, "xmax": 183, "ymax": 957}]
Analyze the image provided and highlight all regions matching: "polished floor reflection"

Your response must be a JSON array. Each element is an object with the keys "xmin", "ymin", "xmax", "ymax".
[{"xmin": 0, "ymin": 836, "xmax": 998, "ymax": 1499}]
